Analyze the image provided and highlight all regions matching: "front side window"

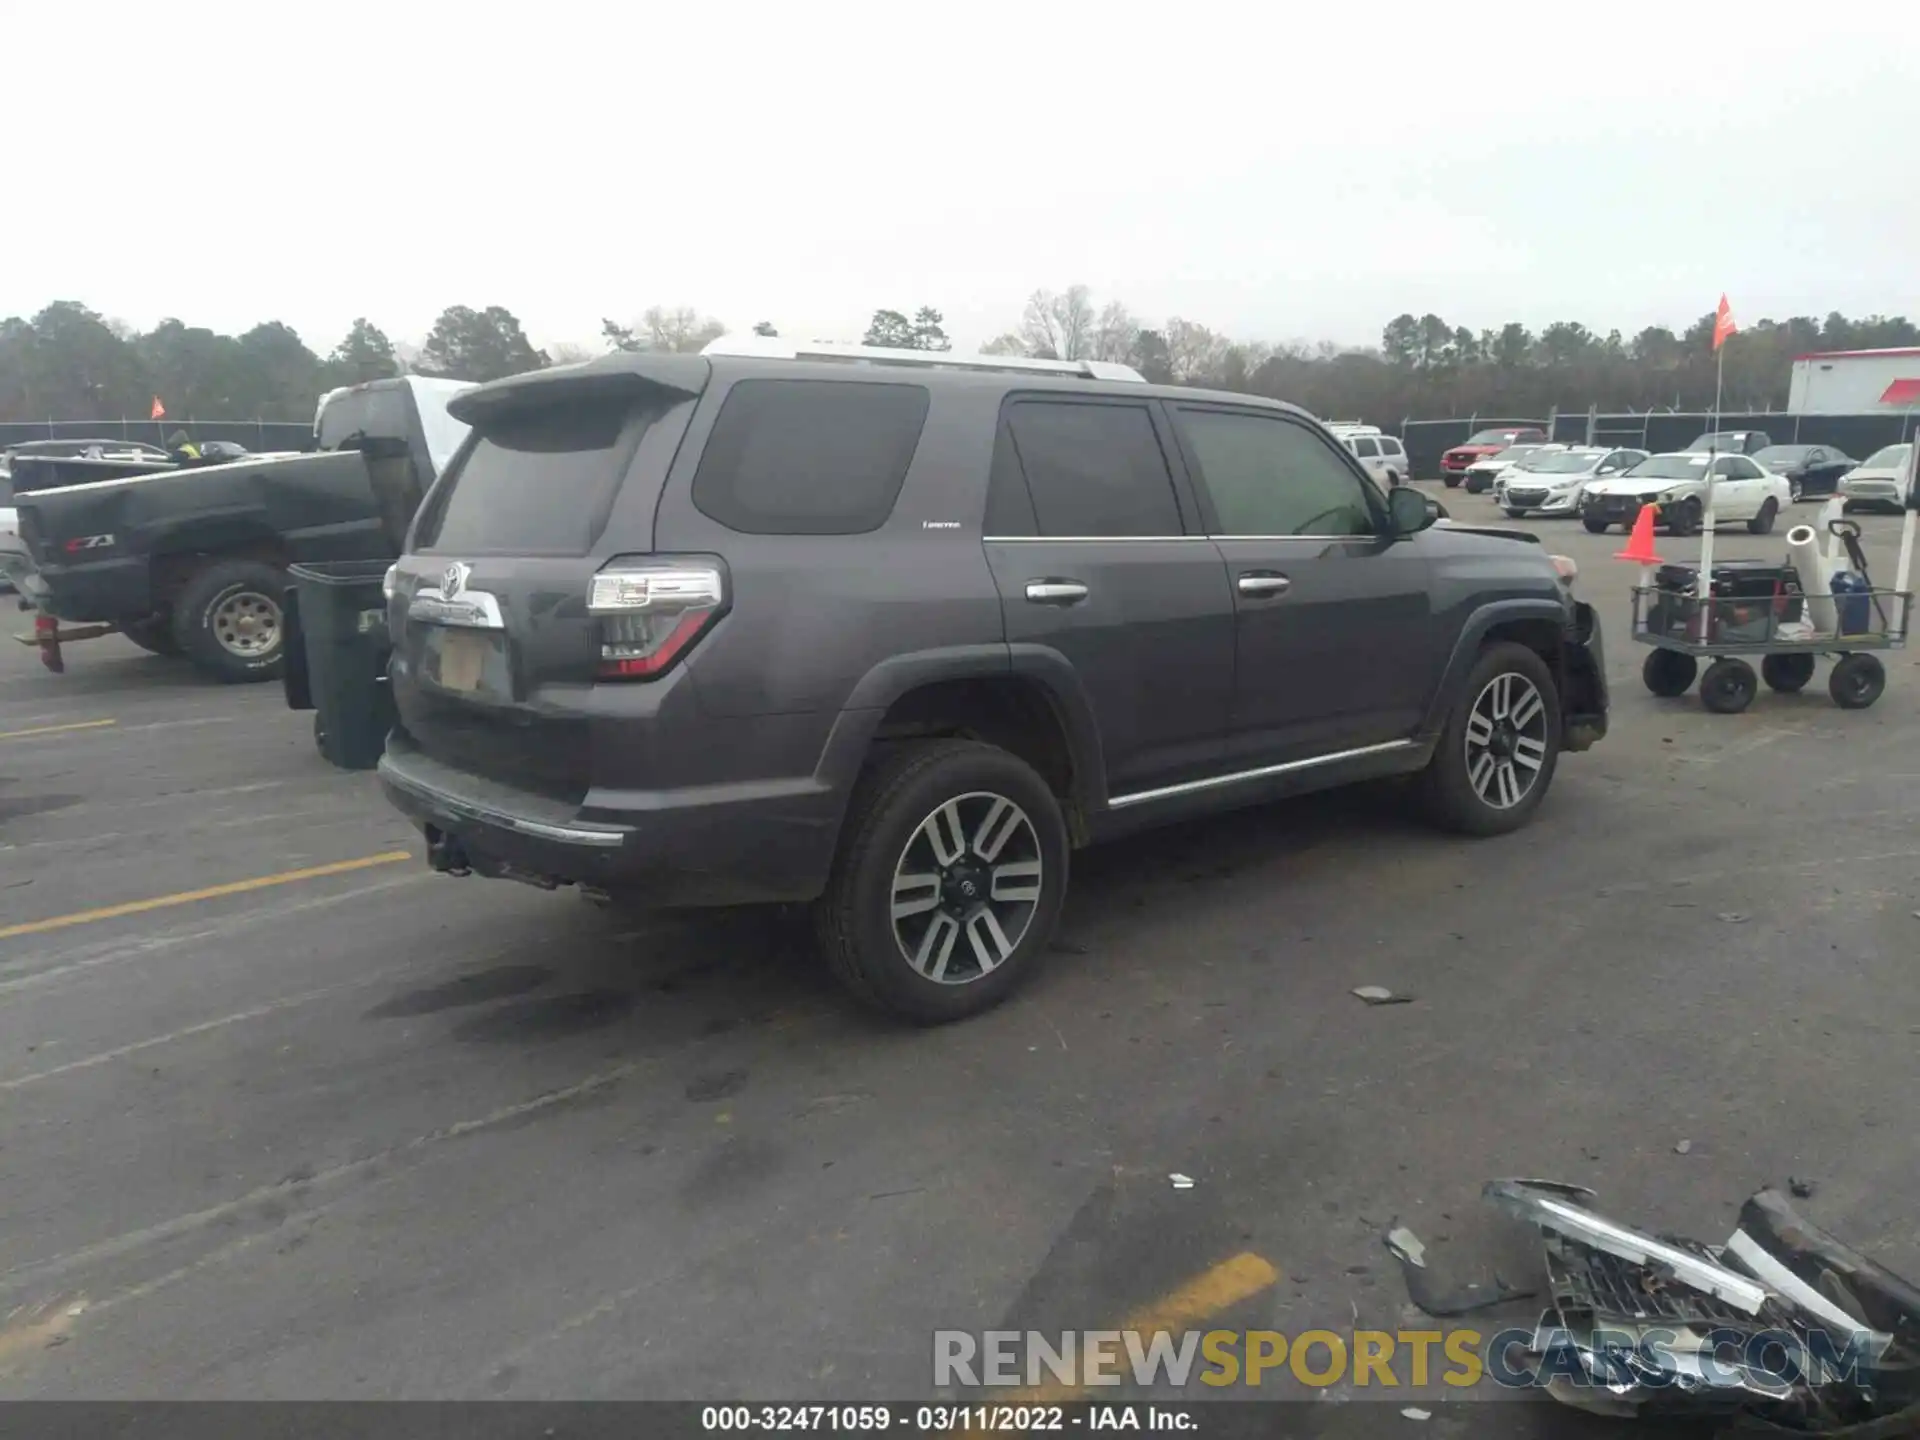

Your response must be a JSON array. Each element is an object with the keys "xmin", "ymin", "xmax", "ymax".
[
  {"xmin": 1002, "ymin": 401, "xmax": 1184, "ymax": 537},
  {"xmin": 1175, "ymin": 409, "xmax": 1377, "ymax": 537}
]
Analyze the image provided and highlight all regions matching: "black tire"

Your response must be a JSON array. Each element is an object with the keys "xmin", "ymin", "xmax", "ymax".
[
  {"xmin": 1828, "ymin": 653, "xmax": 1885, "ymax": 710},
  {"xmin": 1664, "ymin": 499, "xmax": 1702, "ymax": 537},
  {"xmin": 1503, "ymin": 507, "xmax": 1528, "ymax": 519},
  {"xmin": 1418, "ymin": 641, "xmax": 1562, "ymax": 837},
  {"xmin": 1642, "ymin": 648, "xmax": 1698, "ymax": 697},
  {"xmin": 168, "ymin": 558, "xmax": 289, "ymax": 683},
  {"xmin": 1464, "ymin": 476, "xmax": 1488, "ymax": 494},
  {"xmin": 1700, "ymin": 657, "xmax": 1758, "ymax": 714},
  {"xmin": 1840, "ymin": 501, "xmax": 1856, "ymax": 515},
  {"xmin": 1747, "ymin": 499, "xmax": 1779, "ymax": 535},
  {"xmin": 1760, "ymin": 653, "xmax": 1815, "ymax": 693},
  {"xmin": 813, "ymin": 739, "xmax": 1068, "ymax": 1024},
  {"xmin": 1582, "ymin": 515, "xmax": 1610, "ymax": 534},
  {"xmin": 121, "ymin": 617, "xmax": 183, "ymax": 656},
  {"xmin": 1442, "ymin": 474, "xmax": 1462, "ymax": 489}
]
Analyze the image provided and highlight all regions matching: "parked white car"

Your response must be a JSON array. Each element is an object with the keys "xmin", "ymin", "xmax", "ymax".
[
  {"xmin": 1838, "ymin": 443, "xmax": 1914, "ymax": 514},
  {"xmin": 1495, "ymin": 447, "xmax": 1649, "ymax": 517},
  {"xmin": 1325, "ymin": 424, "xmax": 1411, "ymax": 487},
  {"xmin": 1579, "ymin": 452, "xmax": 1792, "ymax": 536},
  {"xmin": 1462, "ymin": 443, "xmax": 1565, "ymax": 493}
]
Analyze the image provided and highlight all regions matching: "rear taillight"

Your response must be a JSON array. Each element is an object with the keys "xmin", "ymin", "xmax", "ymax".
[{"xmin": 587, "ymin": 557, "xmax": 727, "ymax": 681}]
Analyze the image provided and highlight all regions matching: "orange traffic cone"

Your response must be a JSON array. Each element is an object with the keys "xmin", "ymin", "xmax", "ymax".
[{"xmin": 1614, "ymin": 504, "xmax": 1664, "ymax": 566}]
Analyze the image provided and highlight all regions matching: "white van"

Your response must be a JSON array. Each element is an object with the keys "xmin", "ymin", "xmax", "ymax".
[{"xmin": 1326, "ymin": 423, "xmax": 1410, "ymax": 486}]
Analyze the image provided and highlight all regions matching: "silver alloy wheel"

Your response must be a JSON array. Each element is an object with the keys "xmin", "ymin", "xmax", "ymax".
[
  {"xmin": 889, "ymin": 790, "xmax": 1043, "ymax": 985},
  {"xmin": 1463, "ymin": 670, "xmax": 1549, "ymax": 810},
  {"xmin": 210, "ymin": 590, "xmax": 282, "ymax": 657}
]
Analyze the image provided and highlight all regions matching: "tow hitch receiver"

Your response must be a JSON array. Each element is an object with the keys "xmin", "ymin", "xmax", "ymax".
[
  {"xmin": 13, "ymin": 616, "xmax": 119, "ymax": 673},
  {"xmin": 424, "ymin": 826, "xmax": 472, "ymax": 876}
]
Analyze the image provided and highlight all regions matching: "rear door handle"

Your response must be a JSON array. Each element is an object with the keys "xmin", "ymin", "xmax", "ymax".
[
  {"xmin": 1237, "ymin": 572, "xmax": 1292, "ymax": 597},
  {"xmin": 1025, "ymin": 580, "xmax": 1089, "ymax": 605}
]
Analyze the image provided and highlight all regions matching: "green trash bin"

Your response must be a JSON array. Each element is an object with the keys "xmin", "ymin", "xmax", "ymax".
[{"xmin": 286, "ymin": 560, "xmax": 396, "ymax": 771}]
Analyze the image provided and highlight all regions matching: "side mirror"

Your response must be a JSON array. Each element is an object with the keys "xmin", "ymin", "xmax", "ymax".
[{"xmin": 1387, "ymin": 484, "xmax": 1436, "ymax": 536}]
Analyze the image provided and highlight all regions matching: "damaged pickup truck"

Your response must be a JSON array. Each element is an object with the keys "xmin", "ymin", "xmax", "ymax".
[{"xmin": 10, "ymin": 377, "xmax": 471, "ymax": 683}]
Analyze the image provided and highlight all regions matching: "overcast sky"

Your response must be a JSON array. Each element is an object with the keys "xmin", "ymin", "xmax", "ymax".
[{"xmin": 9, "ymin": 1, "xmax": 1915, "ymax": 356}]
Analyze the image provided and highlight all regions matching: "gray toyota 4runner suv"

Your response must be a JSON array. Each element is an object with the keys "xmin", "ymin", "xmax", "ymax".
[{"xmin": 378, "ymin": 339, "xmax": 1608, "ymax": 1023}]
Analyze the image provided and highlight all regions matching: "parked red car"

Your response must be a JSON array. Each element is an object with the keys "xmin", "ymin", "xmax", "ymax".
[{"xmin": 1441, "ymin": 425, "xmax": 1549, "ymax": 487}]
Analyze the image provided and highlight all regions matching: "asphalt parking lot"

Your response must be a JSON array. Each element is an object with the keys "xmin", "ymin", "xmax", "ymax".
[{"xmin": 2, "ymin": 490, "xmax": 1917, "ymax": 1433}]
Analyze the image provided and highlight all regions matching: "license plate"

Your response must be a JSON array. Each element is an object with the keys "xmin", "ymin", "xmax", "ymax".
[{"xmin": 434, "ymin": 629, "xmax": 487, "ymax": 693}]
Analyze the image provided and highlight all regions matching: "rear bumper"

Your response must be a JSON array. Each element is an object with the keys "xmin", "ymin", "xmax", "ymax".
[
  {"xmin": 28, "ymin": 557, "xmax": 154, "ymax": 623},
  {"xmin": 1561, "ymin": 601, "xmax": 1608, "ymax": 752},
  {"xmin": 377, "ymin": 732, "xmax": 842, "ymax": 908}
]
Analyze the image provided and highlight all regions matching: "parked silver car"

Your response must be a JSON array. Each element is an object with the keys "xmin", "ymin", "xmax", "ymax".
[
  {"xmin": 1838, "ymin": 443, "xmax": 1914, "ymax": 514},
  {"xmin": 1495, "ymin": 447, "xmax": 1649, "ymax": 517}
]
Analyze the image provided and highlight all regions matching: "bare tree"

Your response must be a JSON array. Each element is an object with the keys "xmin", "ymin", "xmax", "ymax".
[
  {"xmin": 979, "ymin": 332, "xmax": 1029, "ymax": 356},
  {"xmin": 1163, "ymin": 317, "xmax": 1230, "ymax": 383},
  {"xmin": 1089, "ymin": 302, "xmax": 1139, "ymax": 364},
  {"xmin": 644, "ymin": 306, "xmax": 726, "ymax": 353},
  {"xmin": 547, "ymin": 342, "xmax": 595, "ymax": 366},
  {"xmin": 1019, "ymin": 285, "xmax": 1096, "ymax": 361}
]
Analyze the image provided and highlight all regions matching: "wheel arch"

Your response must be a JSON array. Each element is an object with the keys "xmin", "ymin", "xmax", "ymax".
[
  {"xmin": 1420, "ymin": 599, "xmax": 1569, "ymax": 740},
  {"xmin": 818, "ymin": 644, "xmax": 1107, "ymax": 847}
]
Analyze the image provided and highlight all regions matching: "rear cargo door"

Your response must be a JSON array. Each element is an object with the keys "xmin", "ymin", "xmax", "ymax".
[{"xmin": 390, "ymin": 374, "xmax": 701, "ymax": 800}]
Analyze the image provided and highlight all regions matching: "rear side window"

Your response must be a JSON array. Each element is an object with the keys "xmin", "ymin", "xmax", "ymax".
[
  {"xmin": 1004, "ymin": 401, "xmax": 1182, "ymax": 537},
  {"xmin": 418, "ymin": 395, "xmax": 639, "ymax": 555},
  {"xmin": 1381, "ymin": 437, "xmax": 1404, "ymax": 457},
  {"xmin": 692, "ymin": 379, "xmax": 928, "ymax": 535}
]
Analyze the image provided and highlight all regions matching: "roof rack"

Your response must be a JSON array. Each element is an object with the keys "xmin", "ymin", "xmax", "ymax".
[{"xmin": 700, "ymin": 335, "xmax": 1145, "ymax": 383}]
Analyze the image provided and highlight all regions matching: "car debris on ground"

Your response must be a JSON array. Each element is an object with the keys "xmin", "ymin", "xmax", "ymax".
[{"xmin": 1401, "ymin": 1178, "xmax": 1920, "ymax": 1434}]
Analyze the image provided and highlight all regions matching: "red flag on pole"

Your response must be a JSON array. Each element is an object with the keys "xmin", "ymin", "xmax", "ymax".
[
  {"xmin": 1712, "ymin": 295, "xmax": 1737, "ymax": 351},
  {"xmin": 150, "ymin": 396, "xmax": 166, "ymax": 420}
]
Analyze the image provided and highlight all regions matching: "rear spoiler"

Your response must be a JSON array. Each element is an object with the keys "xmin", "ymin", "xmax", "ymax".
[{"xmin": 448, "ymin": 354, "xmax": 711, "ymax": 427}]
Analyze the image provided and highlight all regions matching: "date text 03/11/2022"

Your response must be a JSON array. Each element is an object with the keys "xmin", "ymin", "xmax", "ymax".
[{"xmin": 699, "ymin": 1404, "xmax": 1198, "ymax": 1431}]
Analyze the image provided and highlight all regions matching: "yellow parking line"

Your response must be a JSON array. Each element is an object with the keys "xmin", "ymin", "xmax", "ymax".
[
  {"xmin": 974, "ymin": 1251, "xmax": 1280, "ymax": 1411},
  {"xmin": 0, "ymin": 718, "xmax": 117, "ymax": 742},
  {"xmin": 0, "ymin": 852, "xmax": 413, "ymax": 942}
]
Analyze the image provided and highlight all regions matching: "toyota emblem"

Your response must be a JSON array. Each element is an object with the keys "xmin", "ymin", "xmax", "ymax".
[{"xmin": 442, "ymin": 562, "xmax": 470, "ymax": 599}]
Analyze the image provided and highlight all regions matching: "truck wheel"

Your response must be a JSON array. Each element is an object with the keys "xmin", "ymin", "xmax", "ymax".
[
  {"xmin": 1582, "ymin": 516, "xmax": 1610, "ymax": 534},
  {"xmin": 813, "ymin": 738, "xmax": 1068, "ymax": 1024},
  {"xmin": 121, "ymin": 617, "xmax": 183, "ymax": 656},
  {"xmin": 1747, "ymin": 499, "xmax": 1779, "ymax": 535},
  {"xmin": 170, "ymin": 559, "xmax": 288, "ymax": 683},
  {"xmin": 1442, "ymin": 474, "xmax": 1462, "ymax": 489},
  {"xmin": 1419, "ymin": 641, "xmax": 1562, "ymax": 837}
]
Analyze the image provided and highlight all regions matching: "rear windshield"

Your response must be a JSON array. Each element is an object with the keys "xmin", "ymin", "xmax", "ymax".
[
  {"xmin": 417, "ymin": 395, "xmax": 643, "ymax": 555},
  {"xmin": 692, "ymin": 379, "xmax": 929, "ymax": 535}
]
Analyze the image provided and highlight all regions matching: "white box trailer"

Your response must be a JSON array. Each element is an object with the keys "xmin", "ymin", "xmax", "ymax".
[{"xmin": 1787, "ymin": 347, "xmax": 1920, "ymax": 414}]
